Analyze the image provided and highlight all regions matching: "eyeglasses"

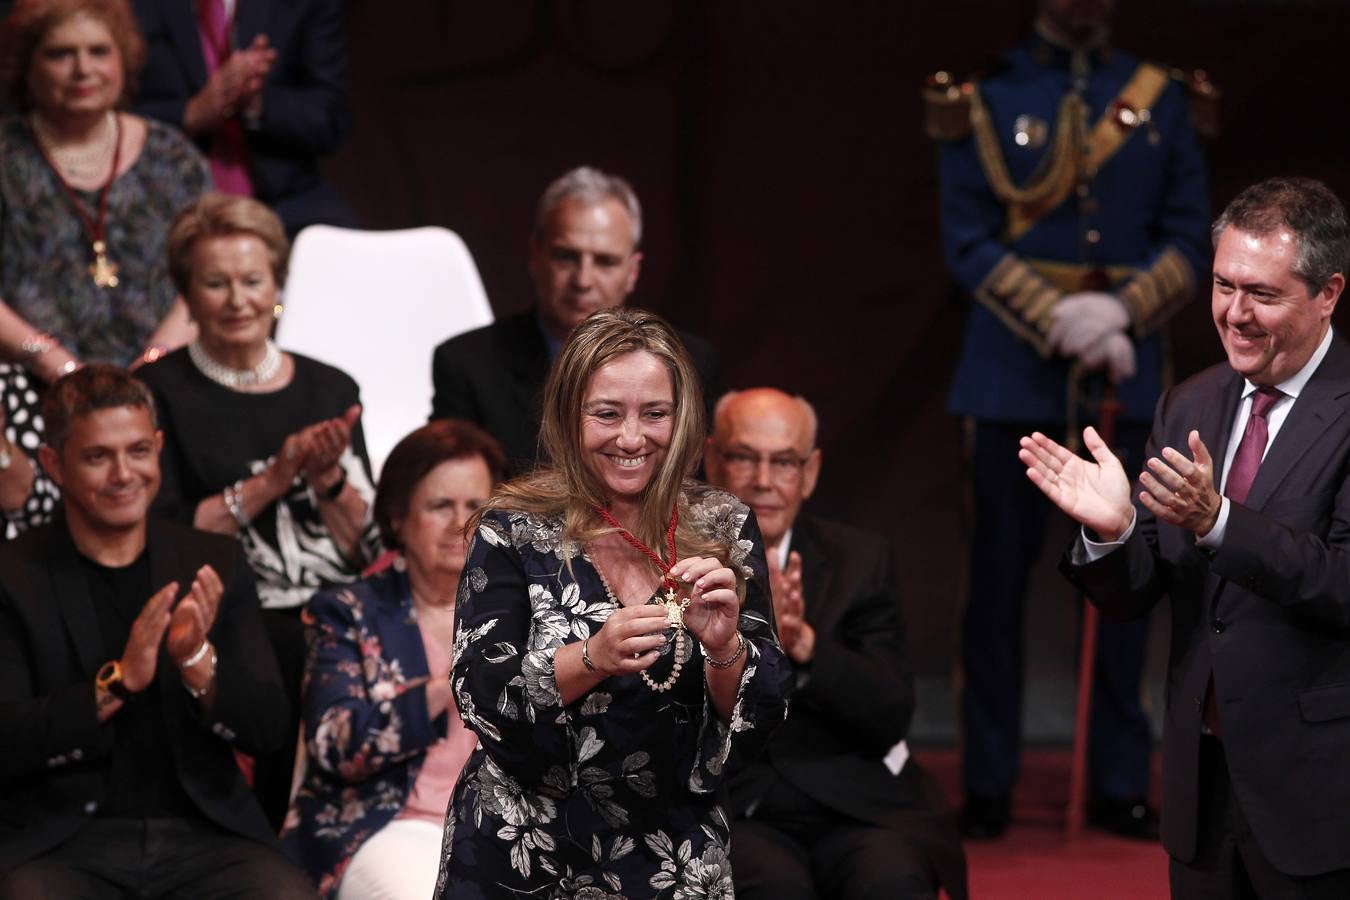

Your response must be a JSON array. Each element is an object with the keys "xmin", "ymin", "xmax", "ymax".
[{"xmin": 715, "ymin": 448, "xmax": 809, "ymax": 481}]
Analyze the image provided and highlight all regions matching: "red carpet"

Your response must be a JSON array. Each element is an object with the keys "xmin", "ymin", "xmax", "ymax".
[{"xmin": 920, "ymin": 747, "xmax": 1170, "ymax": 899}]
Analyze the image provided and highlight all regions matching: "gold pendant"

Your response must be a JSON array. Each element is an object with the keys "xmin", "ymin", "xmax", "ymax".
[
  {"xmin": 90, "ymin": 240, "xmax": 119, "ymax": 288},
  {"xmin": 662, "ymin": 586, "xmax": 689, "ymax": 629}
]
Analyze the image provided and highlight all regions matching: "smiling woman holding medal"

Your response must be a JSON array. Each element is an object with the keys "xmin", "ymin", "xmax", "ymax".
[
  {"xmin": 435, "ymin": 307, "xmax": 791, "ymax": 899},
  {"xmin": 0, "ymin": 0, "xmax": 209, "ymax": 383}
]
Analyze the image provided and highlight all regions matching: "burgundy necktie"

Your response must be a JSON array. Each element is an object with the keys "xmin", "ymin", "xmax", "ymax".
[
  {"xmin": 1224, "ymin": 386, "xmax": 1284, "ymax": 505},
  {"xmin": 1204, "ymin": 385, "xmax": 1283, "ymax": 738},
  {"xmin": 195, "ymin": 0, "xmax": 254, "ymax": 196}
]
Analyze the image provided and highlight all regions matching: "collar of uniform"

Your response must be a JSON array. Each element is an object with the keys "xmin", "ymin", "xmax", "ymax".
[{"xmin": 1030, "ymin": 22, "xmax": 1114, "ymax": 71}]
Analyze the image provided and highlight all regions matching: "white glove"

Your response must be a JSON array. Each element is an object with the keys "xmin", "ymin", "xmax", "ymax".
[
  {"xmin": 1080, "ymin": 330, "xmax": 1137, "ymax": 384},
  {"xmin": 1047, "ymin": 292, "xmax": 1130, "ymax": 357}
]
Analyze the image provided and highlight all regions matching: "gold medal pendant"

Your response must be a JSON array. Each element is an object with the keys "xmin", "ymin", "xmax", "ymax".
[
  {"xmin": 90, "ymin": 240, "xmax": 119, "ymax": 288},
  {"xmin": 662, "ymin": 586, "xmax": 689, "ymax": 629}
]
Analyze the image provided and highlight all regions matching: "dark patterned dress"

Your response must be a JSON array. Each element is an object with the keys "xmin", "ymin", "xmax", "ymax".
[
  {"xmin": 0, "ymin": 115, "xmax": 211, "ymax": 366},
  {"xmin": 436, "ymin": 485, "xmax": 792, "ymax": 899}
]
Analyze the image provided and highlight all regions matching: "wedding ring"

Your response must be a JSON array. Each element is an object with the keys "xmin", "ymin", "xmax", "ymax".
[{"xmin": 633, "ymin": 651, "xmax": 640, "ymax": 659}]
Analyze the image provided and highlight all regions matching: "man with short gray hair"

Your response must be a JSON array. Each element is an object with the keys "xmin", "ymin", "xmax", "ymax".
[{"xmin": 431, "ymin": 166, "xmax": 721, "ymax": 471}]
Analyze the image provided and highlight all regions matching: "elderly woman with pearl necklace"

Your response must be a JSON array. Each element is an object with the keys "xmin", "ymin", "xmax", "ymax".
[{"xmin": 136, "ymin": 191, "xmax": 378, "ymax": 828}]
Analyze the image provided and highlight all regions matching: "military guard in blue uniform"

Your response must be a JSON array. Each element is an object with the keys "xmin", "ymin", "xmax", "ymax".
[{"xmin": 927, "ymin": 0, "xmax": 1214, "ymax": 839}]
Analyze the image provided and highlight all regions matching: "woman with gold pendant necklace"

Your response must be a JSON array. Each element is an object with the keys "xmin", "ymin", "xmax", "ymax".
[
  {"xmin": 0, "ymin": 0, "xmax": 210, "ymax": 538},
  {"xmin": 435, "ymin": 308, "xmax": 792, "ymax": 899}
]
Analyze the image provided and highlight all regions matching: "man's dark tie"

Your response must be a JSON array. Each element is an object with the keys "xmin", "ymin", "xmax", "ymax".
[
  {"xmin": 1223, "ymin": 386, "xmax": 1284, "ymax": 505},
  {"xmin": 1205, "ymin": 385, "xmax": 1284, "ymax": 737}
]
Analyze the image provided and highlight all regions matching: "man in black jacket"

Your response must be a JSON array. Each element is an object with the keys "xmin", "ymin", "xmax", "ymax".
[
  {"xmin": 431, "ymin": 166, "xmax": 721, "ymax": 472},
  {"xmin": 707, "ymin": 388, "xmax": 966, "ymax": 900},
  {"xmin": 1032, "ymin": 178, "xmax": 1350, "ymax": 895},
  {"xmin": 0, "ymin": 366, "xmax": 312, "ymax": 897}
]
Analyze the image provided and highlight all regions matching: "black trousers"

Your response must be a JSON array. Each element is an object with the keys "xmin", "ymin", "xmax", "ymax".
[
  {"xmin": 961, "ymin": 419, "xmax": 1154, "ymax": 798},
  {"xmin": 1169, "ymin": 736, "xmax": 1350, "ymax": 899},
  {"xmin": 731, "ymin": 779, "xmax": 942, "ymax": 900},
  {"xmin": 0, "ymin": 817, "xmax": 315, "ymax": 899}
]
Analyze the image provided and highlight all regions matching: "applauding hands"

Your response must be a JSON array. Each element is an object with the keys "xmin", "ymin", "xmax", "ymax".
[
  {"xmin": 267, "ymin": 404, "xmax": 361, "ymax": 496},
  {"xmin": 1020, "ymin": 425, "xmax": 1223, "ymax": 540}
]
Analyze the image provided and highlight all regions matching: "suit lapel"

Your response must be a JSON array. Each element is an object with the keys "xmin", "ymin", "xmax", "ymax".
[
  {"xmin": 49, "ymin": 524, "xmax": 106, "ymax": 675},
  {"xmin": 163, "ymin": 0, "xmax": 209, "ymax": 89},
  {"xmin": 504, "ymin": 312, "xmax": 555, "ymax": 437},
  {"xmin": 233, "ymin": 0, "xmax": 269, "ymax": 49},
  {"xmin": 1245, "ymin": 338, "xmax": 1350, "ymax": 510},
  {"xmin": 790, "ymin": 518, "xmax": 834, "ymax": 632},
  {"xmin": 1200, "ymin": 372, "xmax": 1245, "ymax": 480},
  {"xmin": 1200, "ymin": 373, "xmax": 1244, "ymax": 608}
]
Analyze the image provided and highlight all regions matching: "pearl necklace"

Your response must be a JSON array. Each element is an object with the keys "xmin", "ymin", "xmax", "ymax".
[
  {"xmin": 30, "ymin": 110, "xmax": 117, "ymax": 182},
  {"xmin": 591, "ymin": 556, "xmax": 689, "ymax": 693},
  {"xmin": 188, "ymin": 339, "xmax": 283, "ymax": 389}
]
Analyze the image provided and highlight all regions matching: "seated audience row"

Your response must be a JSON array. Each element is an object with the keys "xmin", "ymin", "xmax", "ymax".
[
  {"xmin": 285, "ymin": 420, "xmax": 504, "ymax": 899},
  {"xmin": 137, "ymin": 193, "xmax": 378, "ymax": 828},
  {"xmin": 0, "ymin": 0, "xmax": 355, "ymax": 542},
  {"xmin": 0, "ymin": 3, "xmax": 964, "ymax": 889}
]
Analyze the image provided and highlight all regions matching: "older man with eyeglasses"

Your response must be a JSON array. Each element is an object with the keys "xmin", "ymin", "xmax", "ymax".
[{"xmin": 706, "ymin": 388, "xmax": 967, "ymax": 900}]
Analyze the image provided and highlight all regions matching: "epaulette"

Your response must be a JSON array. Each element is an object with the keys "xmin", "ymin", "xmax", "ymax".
[
  {"xmin": 923, "ymin": 70, "xmax": 974, "ymax": 141},
  {"xmin": 1172, "ymin": 67, "xmax": 1221, "ymax": 138}
]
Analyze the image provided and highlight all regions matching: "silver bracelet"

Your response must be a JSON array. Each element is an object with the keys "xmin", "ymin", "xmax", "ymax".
[
  {"xmin": 181, "ymin": 639, "xmax": 211, "ymax": 669},
  {"xmin": 581, "ymin": 636, "xmax": 598, "ymax": 673},
  {"xmin": 703, "ymin": 631, "xmax": 746, "ymax": 669},
  {"xmin": 182, "ymin": 647, "xmax": 218, "ymax": 699},
  {"xmin": 223, "ymin": 479, "xmax": 248, "ymax": 528}
]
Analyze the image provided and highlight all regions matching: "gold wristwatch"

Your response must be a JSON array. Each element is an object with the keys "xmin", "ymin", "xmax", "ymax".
[{"xmin": 95, "ymin": 660, "xmax": 131, "ymax": 701}]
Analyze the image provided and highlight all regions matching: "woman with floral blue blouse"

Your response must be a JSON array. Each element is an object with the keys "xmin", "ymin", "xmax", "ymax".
[
  {"xmin": 435, "ymin": 308, "xmax": 792, "ymax": 898},
  {"xmin": 285, "ymin": 419, "xmax": 506, "ymax": 899}
]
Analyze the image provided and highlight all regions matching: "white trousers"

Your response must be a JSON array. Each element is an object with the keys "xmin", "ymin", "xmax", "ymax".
[{"xmin": 335, "ymin": 817, "xmax": 444, "ymax": 900}]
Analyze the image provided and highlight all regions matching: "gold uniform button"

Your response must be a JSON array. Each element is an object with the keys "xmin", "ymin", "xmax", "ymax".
[{"xmin": 1086, "ymin": 229, "xmax": 1102, "ymax": 245}]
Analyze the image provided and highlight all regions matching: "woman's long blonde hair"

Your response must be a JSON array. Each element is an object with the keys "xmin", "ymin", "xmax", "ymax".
[{"xmin": 476, "ymin": 308, "xmax": 744, "ymax": 593}]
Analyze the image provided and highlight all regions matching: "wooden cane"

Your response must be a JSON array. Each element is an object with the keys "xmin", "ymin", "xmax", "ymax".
[{"xmin": 1066, "ymin": 385, "xmax": 1121, "ymax": 838}]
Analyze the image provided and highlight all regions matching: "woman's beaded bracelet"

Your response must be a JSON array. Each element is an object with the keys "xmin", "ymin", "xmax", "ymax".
[{"xmin": 703, "ymin": 631, "xmax": 746, "ymax": 669}]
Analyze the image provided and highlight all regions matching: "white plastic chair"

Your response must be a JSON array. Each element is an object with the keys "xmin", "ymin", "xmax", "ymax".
[{"xmin": 276, "ymin": 226, "xmax": 494, "ymax": 480}]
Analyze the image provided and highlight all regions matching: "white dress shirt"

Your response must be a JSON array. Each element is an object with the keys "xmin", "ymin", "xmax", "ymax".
[{"xmin": 1084, "ymin": 326, "xmax": 1334, "ymax": 557}]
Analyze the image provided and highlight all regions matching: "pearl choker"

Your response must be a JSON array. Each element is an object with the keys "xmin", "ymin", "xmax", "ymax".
[{"xmin": 188, "ymin": 339, "xmax": 282, "ymax": 388}]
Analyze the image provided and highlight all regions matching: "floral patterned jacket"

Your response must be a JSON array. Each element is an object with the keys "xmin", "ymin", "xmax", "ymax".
[
  {"xmin": 435, "ymin": 484, "xmax": 793, "ymax": 899},
  {"xmin": 282, "ymin": 567, "xmax": 446, "ymax": 897}
]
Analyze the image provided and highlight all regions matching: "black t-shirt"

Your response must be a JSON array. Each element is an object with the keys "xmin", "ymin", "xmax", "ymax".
[
  {"xmin": 82, "ymin": 549, "xmax": 194, "ymax": 818},
  {"xmin": 137, "ymin": 347, "xmax": 379, "ymax": 609}
]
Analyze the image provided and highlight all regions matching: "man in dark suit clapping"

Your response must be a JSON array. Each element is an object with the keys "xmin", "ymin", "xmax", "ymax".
[
  {"xmin": 1027, "ymin": 178, "xmax": 1350, "ymax": 896},
  {"xmin": 707, "ymin": 387, "xmax": 966, "ymax": 900}
]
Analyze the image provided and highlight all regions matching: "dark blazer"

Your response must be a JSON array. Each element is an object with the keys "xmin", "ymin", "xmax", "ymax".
[
  {"xmin": 0, "ymin": 518, "xmax": 290, "ymax": 877},
  {"xmin": 130, "ymin": 0, "xmax": 354, "ymax": 234},
  {"xmin": 430, "ymin": 309, "xmax": 725, "ymax": 473},
  {"xmin": 283, "ymin": 568, "xmax": 448, "ymax": 898},
  {"xmin": 1065, "ymin": 334, "xmax": 1350, "ymax": 877},
  {"xmin": 726, "ymin": 515, "xmax": 967, "ymax": 899}
]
